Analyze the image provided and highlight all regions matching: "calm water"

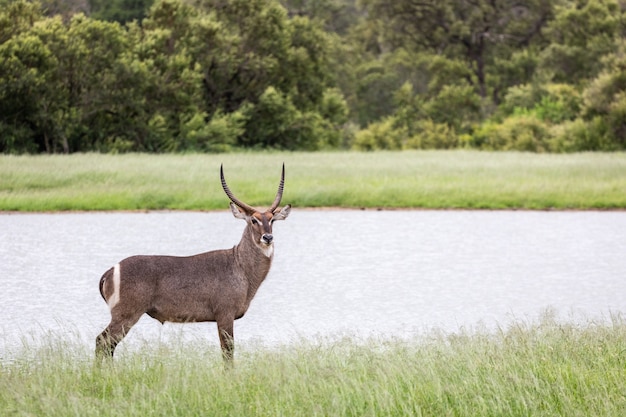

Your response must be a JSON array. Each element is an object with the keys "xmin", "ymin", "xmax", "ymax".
[{"xmin": 1, "ymin": 211, "xmax": 625, "ymax": 354}]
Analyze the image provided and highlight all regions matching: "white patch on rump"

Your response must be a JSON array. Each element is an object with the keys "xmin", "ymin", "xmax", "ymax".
[{"xmin": 107, "ymin": 263, "xmax": 121, "ymax": 309}]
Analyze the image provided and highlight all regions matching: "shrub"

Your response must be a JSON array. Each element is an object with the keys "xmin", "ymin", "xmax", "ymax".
[
  {"xmin": 0, "ymin": 122, "xmax": 36, "ymax": 153},
  {"xmin": 501, "ymin": 83, "xmax": 581, "ymax": 123},
  {"xmin": 583, "ymin": 66, "xmax": 626, "ymax": 117},
  {"xmin": 605, "ymin": 92, "xmax": 626, "ymax": 148},
  {"xmin": 548, "ymin": 117, "xmax": 615, "ymax": 152},
  {"xmin": 352, "ymin": 117, "xmax": 405, "ymax": 150},
  {"xmin": 320, "ymin": 88, "xmax": 349, "ymax": 126},
  {"xmin": 472, "ymin": 114, "xmax": 551, "ymax": 152},
  {"xmin": 403, "ymin": 119, "xmax": 458, "ymax": 149},
  {"xmin": 534, "ymin": 84, "xmax": 582, "ymax": 123},
  {"xmin": 180, "ymin": 111, "xmax": 245, "ymax": 152},
  {"xmin": 500, "ymin": 83, "xmax": 542, "ymax": 116},
  {"xmin": 423, "ymin": 84, "xmax": 482, "ymax": 132}
]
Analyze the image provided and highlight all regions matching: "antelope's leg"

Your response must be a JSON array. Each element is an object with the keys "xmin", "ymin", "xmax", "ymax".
[
  {"xmin": 217, "ymin": 317, "xmax": 235, "ymax": 362},
  {"xmin": 95, "ymin": 311, "xmax": 143, "ymax": 360}
]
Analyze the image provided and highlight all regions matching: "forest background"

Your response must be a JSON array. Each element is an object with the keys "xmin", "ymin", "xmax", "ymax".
[{"xmin": 1, "ymin": 0, "xmax": 626, "ymax": 154}]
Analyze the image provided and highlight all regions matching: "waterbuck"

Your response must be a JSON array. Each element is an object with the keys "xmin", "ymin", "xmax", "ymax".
[{"xmin": 96, "ymin": 164, "xmax": 291, "ymax": 362}]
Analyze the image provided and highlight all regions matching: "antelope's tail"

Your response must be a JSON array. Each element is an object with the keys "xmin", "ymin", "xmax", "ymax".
[{"xmin": 99, "ymin": 267, "xmax": 113, "ymax": 302}]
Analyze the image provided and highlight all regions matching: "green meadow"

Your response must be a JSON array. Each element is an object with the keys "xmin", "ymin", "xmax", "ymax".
[
  {"xmin": 3, "ymin": 151, "xmax": 626, "ymax": 416},
  {"xmin": 2, "ymin": 315, "xmax": 626, "ymax": 416},
  {"xmin": 1, "ymin": 151, "xmax": 625, "ymax": 211}
]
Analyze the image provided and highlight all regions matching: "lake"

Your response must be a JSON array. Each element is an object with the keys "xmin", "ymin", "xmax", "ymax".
[{"xmin": 1, "ymin": 210, "xmax": 625, "ymax": 356}]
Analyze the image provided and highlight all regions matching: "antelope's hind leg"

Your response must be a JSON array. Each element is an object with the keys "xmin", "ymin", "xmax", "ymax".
[{"xmin": 95, "ymin": 310, "xmax": 143, "ymax": 362}]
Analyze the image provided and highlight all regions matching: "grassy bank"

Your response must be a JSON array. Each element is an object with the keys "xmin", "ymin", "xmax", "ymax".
[
  {"xmin": 2, "ymin": 317, "xmax": 626, "ymax": 416},
  {"xmin": 1, "ymin": 151, "xmax": 626, "ymax": 211}
]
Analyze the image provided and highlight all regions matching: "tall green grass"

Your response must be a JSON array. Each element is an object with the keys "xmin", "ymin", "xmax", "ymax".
[
  {"xmin": 1, "ymin": 151, "xmax": 626, "ymax": 211},
  {"xmin": 2, "ymin": 316, "xmax": 626, "ymax": 416}
]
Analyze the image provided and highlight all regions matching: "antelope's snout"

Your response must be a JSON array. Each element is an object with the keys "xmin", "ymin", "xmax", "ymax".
[{"xmin": 261, "ymin": 234, "xmax": 273, "ymax": 244}]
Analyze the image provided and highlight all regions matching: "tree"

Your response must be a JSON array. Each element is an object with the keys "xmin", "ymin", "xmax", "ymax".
[
  {"xmin": 88, "ymin": 0, "xmax": 155, "ymax": 23},
  {"xmin": 580, "ymin": 39, "xmax": 626, "ymax": 148},
  {"xmin": 40, "ymin": 0, "xmax": 89, "ymax": 21},
  {"xmin": 0, "ymin": 0, "xmax": 44, "ymax": 43},
  {"xmin": 186, "ymin": 0, "xmax": 344, "ymax": 149},
  {"xmin": 0, "ymin": 33, "xmax": 53, "ymax": 152},
  {"xmin": 539, "ymin": 0, "xmax": 624, "ymax": 84},
  {"xmin": 129, "ymin": 0, "xmax": 208, "ymax": 151},
  {"xmin": 361, "ymin": 0, "xmax": 554, "ymax": 103},
  {"xmin": 186, "ymin": 0, "xmax": 292, "ymax": 116},
  {"xmin": 279, "ymin": 0, "xmax": 360, "ymax": 34}
]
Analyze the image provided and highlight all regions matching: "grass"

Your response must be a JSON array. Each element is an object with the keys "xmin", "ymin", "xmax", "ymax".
[
  {"xmin": 2, "ymin": 315, "xmax": 626, "ymax": 416},
  {"xmin": 3, "ymin": 151, "xmax": 625, "ymax": 415},
  {"xmin": 1, "ymin": 151, "xmax": 625, "ymax": 211}
]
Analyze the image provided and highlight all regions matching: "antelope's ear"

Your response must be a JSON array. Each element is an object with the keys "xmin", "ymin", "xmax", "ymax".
[
  {"xmin": 229, "ymin": 202, "xmax": 247, "ymax": 219},
  {"xmin": 272, "ymin": 204, "xmax": 291, "ymax": 221}
]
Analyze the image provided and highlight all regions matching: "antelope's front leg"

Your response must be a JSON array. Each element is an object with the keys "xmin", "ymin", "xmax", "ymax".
[{"xmin": 217, "ymin": 318, "xmax": 235, "ymax": 363}]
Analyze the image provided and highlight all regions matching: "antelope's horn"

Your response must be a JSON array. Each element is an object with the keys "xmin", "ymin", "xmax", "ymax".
[
  {"xmin": 269, "ymin": 163, "xmax": 285, "ymax": 213},
  {"xmin": 220, "ymin": 165, "xmax": 256, "ymax": 214}
]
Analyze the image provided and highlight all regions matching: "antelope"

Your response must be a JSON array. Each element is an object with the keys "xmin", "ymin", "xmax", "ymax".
[{"xmin": 96, "ymin": 164, "xmax": 291, "ymax": 362}]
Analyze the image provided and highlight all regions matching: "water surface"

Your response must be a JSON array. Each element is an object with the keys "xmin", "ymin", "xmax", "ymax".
[{"xmin": 1, "ymin": 210, "xmax": 625, "ymax": 354}]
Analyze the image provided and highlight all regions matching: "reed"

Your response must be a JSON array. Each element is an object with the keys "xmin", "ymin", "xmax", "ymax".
[
  {"xmin": 1, "ymin": 151, "xmax": 626, "ymax": 211},
  {"xmin": 2, "ymin": 315, "xmax": 626, "ymax": 416}
]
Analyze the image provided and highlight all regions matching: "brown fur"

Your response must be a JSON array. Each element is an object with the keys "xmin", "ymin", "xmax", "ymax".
[{"xmin": 95, "ymin": 166, "xmax": 290, "ymax": 363}]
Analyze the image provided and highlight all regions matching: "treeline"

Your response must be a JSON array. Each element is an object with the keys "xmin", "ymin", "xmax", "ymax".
[{"xmin": 1, "ymin": 0, "xmax": 625, "ymax": 153}]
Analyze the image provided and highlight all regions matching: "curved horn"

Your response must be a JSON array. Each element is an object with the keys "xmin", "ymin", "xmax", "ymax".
[
  {"xmin": 220, "ymin": 165, "xmax": 256, "ymax": 214},
  {"xmin": 269, "ymin": 163, "xmax": 285, "ymax": 213}
]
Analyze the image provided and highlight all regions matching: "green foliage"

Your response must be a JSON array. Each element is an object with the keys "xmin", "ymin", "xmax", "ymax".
[
  {"xmin": 501, "ymin": 83, "xmax": 582, "ymax": 124},
  {"xmin": 352, "ymin": 117, "xmax": 404, "ymax": 150},
  {"xmin": 0, "ymin": 122, "xmax": 36, "ymax": 153},
  {"xmin": 239, "ymin": 86, "xmax": 339, "ymax": 150},
  {"xmin": 605, "ymin": 93, "xmax": 626, "ymax": 148},
  {"xmin": 179, "ymin": 111, "xmax": 244, "ymax": 152},
  {"xmin": 500, "ymin": 83, "xmax": 544, "ymax": 115},
  {"xmin": 532, "ymin": 84, "xmax": 582, "ymax": 123},
  {"xmin": 284, "ymin": 15, "xmax": 335, "ymax": 110},
  {"xmin": 549, "ymin": 117, "xmax": 614, "ymax": 152},
  {"xmin": 3, "ymin": 317, "xmax": 626, "ymax": 416},
  {"xmin": 351, "ymin": 58, "xmax": 403, "ymax": 126},
  {"xmin": 582, "ymin": 48, "xmax": 626, "ymax": 118},
  {"xmin": 539, "ymin": 0, "xmax": 622, "ymax": 83},
  {"xmin": 319, "ymin": 87, "xmax": 349, "ymax": 125},
  {"xmin": 491, "ymin": 49, "xmax": 540, "ymax": 101},
  {"xmin": 239, "ymin": 86, "xmax": 301, "ymax": 149},
  {"xmin": 2, "ymin": 0, "xmax": 626, "ymax": 153},
  {"xmin": 472, "ymin": 115, "xmax": 551, "ymax": 152},
  {"xmin": 423, "ymin": 84, "xmax": 482, "ymax": 132},
  {"xmin": 280, "ymin": 0, "xmax": 360, "ymax": 34},
  {"xmin": 89, "ymin": 0, "xmax": 155, "ymax": 23},
  {"xmin": 578, "ymin": 40, "xmax": 626, "ymax": 149},
  {"xmin": 424, "ymin": 55, "xmax": 475, "ymax": 95},
  {"xmin": 0, "ymin": 0, "xmax": 346, "ymax": 153},
  {"xmin": 353, "ymin": 117, "xmax": 460, "ymax": 151},
  {"xmin": 0, "ymin": 0, "xmax": 43, "ymax": 42},
  {"xmin": 403, "ymin": 119, "xmax": 458, "ymax": 150},
  {"xmin": 362, "ymin": 0, "xmax": 554, "ymax": 101},
  {"xmin": 2, "ymin": 151, "xmax": 626, "ymax": 210}
]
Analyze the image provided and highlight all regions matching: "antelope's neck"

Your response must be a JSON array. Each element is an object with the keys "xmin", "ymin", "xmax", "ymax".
[{"xmin": 235, "ymin": 226, "xmax": 273, "ymax": 291}]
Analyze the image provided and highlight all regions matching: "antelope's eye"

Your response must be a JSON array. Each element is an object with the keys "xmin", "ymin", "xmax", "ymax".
[{"xmin": 251, "ymin": 218, "xmax": 259, "ymax": 225}]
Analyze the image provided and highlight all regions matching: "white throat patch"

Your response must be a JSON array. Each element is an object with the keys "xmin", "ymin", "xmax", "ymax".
[{"xmin": 259, "ymin": 242, "xmax": 274, "ymax": 258}]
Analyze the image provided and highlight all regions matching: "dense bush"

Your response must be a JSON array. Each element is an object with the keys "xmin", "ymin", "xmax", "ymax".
[
  {"xmin": 2, "ymin": 0, "xmax": 626, "ymax": 153},
  {"xmin": 403, "ymin": 119, "xmax": 458, "ymax": 150},
  {"xmin": 352, "ymin": 117, "xmax": 404, "ymax": 150},
  {"xmin": 549, "ymin": 117, "xmax": 612, "ymax": 152},
  {"xmin": 0, "ymin": 0, "xmax": 346, "ymax": 153},
  {"xmin": 472, "ymin": 115, "xmax": 551, "ymax": 152}
]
